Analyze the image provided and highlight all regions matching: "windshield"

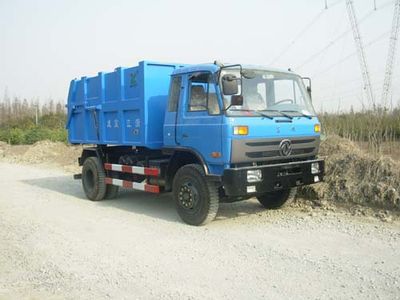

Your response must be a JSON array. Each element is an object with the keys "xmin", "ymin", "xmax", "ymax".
[{"xmin": 220, "ymin": 68, "xmax": 316, "ymax": 118}]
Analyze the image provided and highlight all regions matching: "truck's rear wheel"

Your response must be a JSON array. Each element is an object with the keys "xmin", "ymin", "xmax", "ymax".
[
  {"xmin": 82, "ymin": 157, "xmax": 107, "ymax": 201},
  {"xmin": 256, "ymin": 188, "xmax": 297, "ymax": 209},
  {"xmin": 173, "ymin": 164, "xmax": 219, "ymax": 226}
]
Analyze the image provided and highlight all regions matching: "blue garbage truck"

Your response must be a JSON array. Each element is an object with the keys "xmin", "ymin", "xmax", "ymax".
[{"xmin": 67, "ymin": 60, "xmax": 324, "ymax": 225}]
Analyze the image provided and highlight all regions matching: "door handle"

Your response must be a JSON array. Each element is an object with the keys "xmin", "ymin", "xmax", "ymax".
[{"xmin": 182, "ymin": 133, "xmax": 189, "ymax": 138}]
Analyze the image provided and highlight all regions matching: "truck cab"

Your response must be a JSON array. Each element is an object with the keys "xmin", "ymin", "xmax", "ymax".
[{"xmin": 163, "ymin": 63, "xmax": 323, "ymax": 199}]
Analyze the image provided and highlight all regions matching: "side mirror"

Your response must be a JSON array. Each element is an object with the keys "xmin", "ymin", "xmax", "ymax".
[
  {"xmin": 221, "ymin": 74, "xmax": 239, "ymax": 95},
  {"xmin": 231, "ymin": 95, "xmax": 243, "ymax": 106}
]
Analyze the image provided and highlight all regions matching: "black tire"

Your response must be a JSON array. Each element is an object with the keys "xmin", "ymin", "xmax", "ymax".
[
  {"xmin": 256, "ymin": 188, "xmax": 297, "ymax": 209},
  {"xmin": 173, "ymin": 164, "xmax": 219, "ymax": 226},
  {"xmin": 105, "ymin": 185, "xmax": 119, "ymax": 199},
  {"xmin": 82, "ymin": 157, "xmax": 107, "ymax": 201}
]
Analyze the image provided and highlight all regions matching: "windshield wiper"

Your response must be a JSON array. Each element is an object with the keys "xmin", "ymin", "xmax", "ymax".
[
  {"xmin": 280, "ymin": 110, "xmax": 313, "ymax": 119},
  {"xmin": 258, "ymin": 109, "xmax": 293, "ymax": 120},
  {"xmin": 255, "ymin": 111, "xmax": 274, "ymax": 119},
  {"xmin": 229, "ymin": 108, "xmax": 273, "ymax": 119}
]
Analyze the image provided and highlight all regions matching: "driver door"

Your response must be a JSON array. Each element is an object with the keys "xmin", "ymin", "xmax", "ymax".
[{"xmin": 176, "ymin": 72, "xmax": 224, "ymax": 167}]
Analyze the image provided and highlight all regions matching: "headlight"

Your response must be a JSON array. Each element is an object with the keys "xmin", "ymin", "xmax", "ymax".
[
  {"xmin": 311, "ymin": 162, "xmax": 320, "ymax": 174},
  {"xmin": 247, "ymin": 169, "xmax": 262, "ymax": 182}
]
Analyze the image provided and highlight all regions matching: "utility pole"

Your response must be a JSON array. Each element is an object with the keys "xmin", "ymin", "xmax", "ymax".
[
  {"xmin": 346, "ymin": 0, "xmax": 375, "ymax": 107},
  {"xmin": 381, "ymin": 0, "xmax": 400, "ymax": 108}
]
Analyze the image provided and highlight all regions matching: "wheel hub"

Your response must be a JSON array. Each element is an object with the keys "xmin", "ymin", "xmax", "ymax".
[{"xmin": 178, "ymin": 183, "xmax": 198, "ymax": 209}]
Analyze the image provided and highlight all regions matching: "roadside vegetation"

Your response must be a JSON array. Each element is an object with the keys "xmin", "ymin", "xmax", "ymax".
[
  {"xmin": 0, "ymin": 97, "xmax": 66, "ymax": 145},
  {"xmin": 302, "ymin": 107, "xmax": 400, "ymax": 212},
  {"xmin": 320, "ymin": 108, "xmax": 400, "ymax": 155}
]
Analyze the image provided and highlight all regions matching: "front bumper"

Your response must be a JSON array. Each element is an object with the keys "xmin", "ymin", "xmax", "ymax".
[{"xmin": 222, "ymin": 159, "xmax": 324, "ymax": 197}]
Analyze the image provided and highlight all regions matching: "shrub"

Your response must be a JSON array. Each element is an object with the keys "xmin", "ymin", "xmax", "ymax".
[
  {"xmin": 0, "ymin": 113, "xmax": 68, "ymax": 145},
  {"xmin": 24, "ymin": 127, "xmax": 51, "ymax": 144},
  {"xmin": 8, "ymin": 128, "xmax": 25, "ymax": 145}
]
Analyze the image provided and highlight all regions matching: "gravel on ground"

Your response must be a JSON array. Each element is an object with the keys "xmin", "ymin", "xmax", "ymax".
[{"xmin": 0, "ymin": 162, "xmax": 399, "ymax": 299}]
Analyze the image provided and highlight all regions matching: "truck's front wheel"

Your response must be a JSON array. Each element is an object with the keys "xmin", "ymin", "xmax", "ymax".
[
  {"xmin": 256, "ymin": 188, "xmax": 297, "ymax": 209},
  {"xmin": 82, "ymin": 157, "xmax": 107, "ymax": 201},
  {"xmin": 173, "ymin": 164, "xmax": 219, "ymax": 226}
]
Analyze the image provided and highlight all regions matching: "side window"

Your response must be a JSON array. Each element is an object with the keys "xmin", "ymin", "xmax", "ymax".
[
  {"xmin": 188, "ymin": 73, "xmax": 220, "ymax": 115},
  {"xmin": 168, "ymin": 76, "xmax": 182, "ymax": 112},
  {"xmin": 189, "ymin": 82, "xmax": 207, "ymax": 111}
]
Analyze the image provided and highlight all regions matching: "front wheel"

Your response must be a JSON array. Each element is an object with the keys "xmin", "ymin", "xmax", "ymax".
[
  {"xmin": 173, "ymin": 164, "xmax": 219, "ymax": 226},
  {"xmin": 256, "ymin": 188, "xmax": 297, "ymax": 209}
]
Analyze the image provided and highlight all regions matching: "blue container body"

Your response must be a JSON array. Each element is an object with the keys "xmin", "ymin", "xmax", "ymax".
[{"xmin": 66, "ymin": 61, "xmax": 184, "ymax": 149}]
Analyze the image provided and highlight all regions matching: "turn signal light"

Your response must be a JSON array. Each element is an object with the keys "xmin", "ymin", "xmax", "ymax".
[
  {"xmin": 211, "ymin": 152, "xmax": 221, "ymax": 158},
  {"xmin": 314, "ymin": 124, "xmax": 321, "ymax": 133},
  {"xmin": 233, "ymin": 126, "xmax": 248, "ymax": 135}
]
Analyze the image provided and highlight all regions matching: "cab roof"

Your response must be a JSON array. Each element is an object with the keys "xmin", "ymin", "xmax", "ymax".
[{"xmin": 172, "ymin": 63, "xmax": 298, "ymax": 77}]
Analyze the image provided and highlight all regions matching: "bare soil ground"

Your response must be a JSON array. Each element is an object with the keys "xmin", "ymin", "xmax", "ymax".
[
  {"xmin": 0, "ymin": 140, "xmax": 400, "ymax": 299},
  {"xmin": 0, "ymin": 162, "xmax": 399, "ymax": 299}
]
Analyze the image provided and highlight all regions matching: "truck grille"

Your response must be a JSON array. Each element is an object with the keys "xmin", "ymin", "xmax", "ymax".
[{"xmin": 231, "ymin": 136, "xmax": 320, "ymax": 163}]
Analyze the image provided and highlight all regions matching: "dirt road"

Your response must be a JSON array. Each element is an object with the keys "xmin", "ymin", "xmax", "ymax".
[{"xmin": 0, "ymin": 162, "xmax": 399, "ymax": 299}]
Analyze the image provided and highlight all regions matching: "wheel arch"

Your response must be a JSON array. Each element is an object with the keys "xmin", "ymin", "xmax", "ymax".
[
  {"xmin": 163, "ymin": 148, "xmax": 209, "ymax": 191},
  {"xmin": 78, "ymin": 146, "xmax": 104, "ymax": 166}
]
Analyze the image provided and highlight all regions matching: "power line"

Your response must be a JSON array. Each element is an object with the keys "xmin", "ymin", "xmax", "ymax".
[
  {"xmin": 317, "ymin": 73, "xmax": 400, "ymax": 98},
  {"xmin": 312, "ymin": 30, "xmax": 390, "ymax": 77},
  {"xmin": 315, "ymin": 74, "xmax": 400, "ymax": 107},
  {"xmin": 315, "ymin": 1, "xmax": 397, "ymax": 106},
  {"xmin": 268, "ymin": 0, "xmax": 343, "ymax": 66},
  {"xmin": 313, "ymin": 0, "xmax": 399, "ymax": 106},
  {"xmin": 316, "ymin": 68, "xmax": 388, "ymax": 90},
  {"xmin": 316, "ymin": 84, "xmax": 385, "ymax": 102},
  {"xmin": 269, "ymin": 11, "xmax": 325, "ymax": 66},
  {"xmin": 295, "ymin": 0, "xmax": 395, "ymax": 70}
]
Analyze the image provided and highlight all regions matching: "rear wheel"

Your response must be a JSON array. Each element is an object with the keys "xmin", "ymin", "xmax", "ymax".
[
  {"xmin": 82, "ymin": 157, "xmax": 107, "ymax": 201},
  {"xmin": 256, "ymin": 188, "xmax": 297, "ymax": 209},
  {"xmin": 173, "ymin": 164, "xmax": 219, "ymax": 226}
]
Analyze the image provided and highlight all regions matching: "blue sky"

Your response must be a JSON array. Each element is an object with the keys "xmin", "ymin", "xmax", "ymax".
[{"xmin": 0, "ymin": 0, "xmax": 397, "ymax": 112}]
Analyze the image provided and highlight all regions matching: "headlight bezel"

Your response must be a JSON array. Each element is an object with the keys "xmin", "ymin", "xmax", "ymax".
[
  {"xmin": 311, "ymin": 162, "xmax": 320, "ymax": 174},
  {"xmin": 247, "ymin": 169, "xmax": 262, "ymax": 183}
]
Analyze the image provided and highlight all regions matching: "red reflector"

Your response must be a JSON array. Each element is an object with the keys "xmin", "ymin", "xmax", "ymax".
[
  {"xmin": 121, "ymin": 165, "xmax": 132, "ymax": 173},
  {"xmin": 144, "ymin": 168, "xmax": 159, "ymax": 176},
  {"xmin": 122, "ymin": 181, "xmax": 132, "ymax": 188},
  {"xmin": 145, "ymin": 184, "xmax": 160, "ymax": 193}
]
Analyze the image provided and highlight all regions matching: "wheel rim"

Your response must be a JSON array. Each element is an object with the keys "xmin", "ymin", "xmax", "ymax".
[{"xmin": 178, "ymin": 182, "xmax": 199, "ymax": 210}]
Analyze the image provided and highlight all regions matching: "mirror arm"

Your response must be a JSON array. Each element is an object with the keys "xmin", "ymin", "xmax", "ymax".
[
  {"xmin": 302, "ymin": 77, "xmax": 312, "ymax": 91},
  {"xmin": 222, "ymin": 104, "xmax": 233, "ymax": 112}
]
